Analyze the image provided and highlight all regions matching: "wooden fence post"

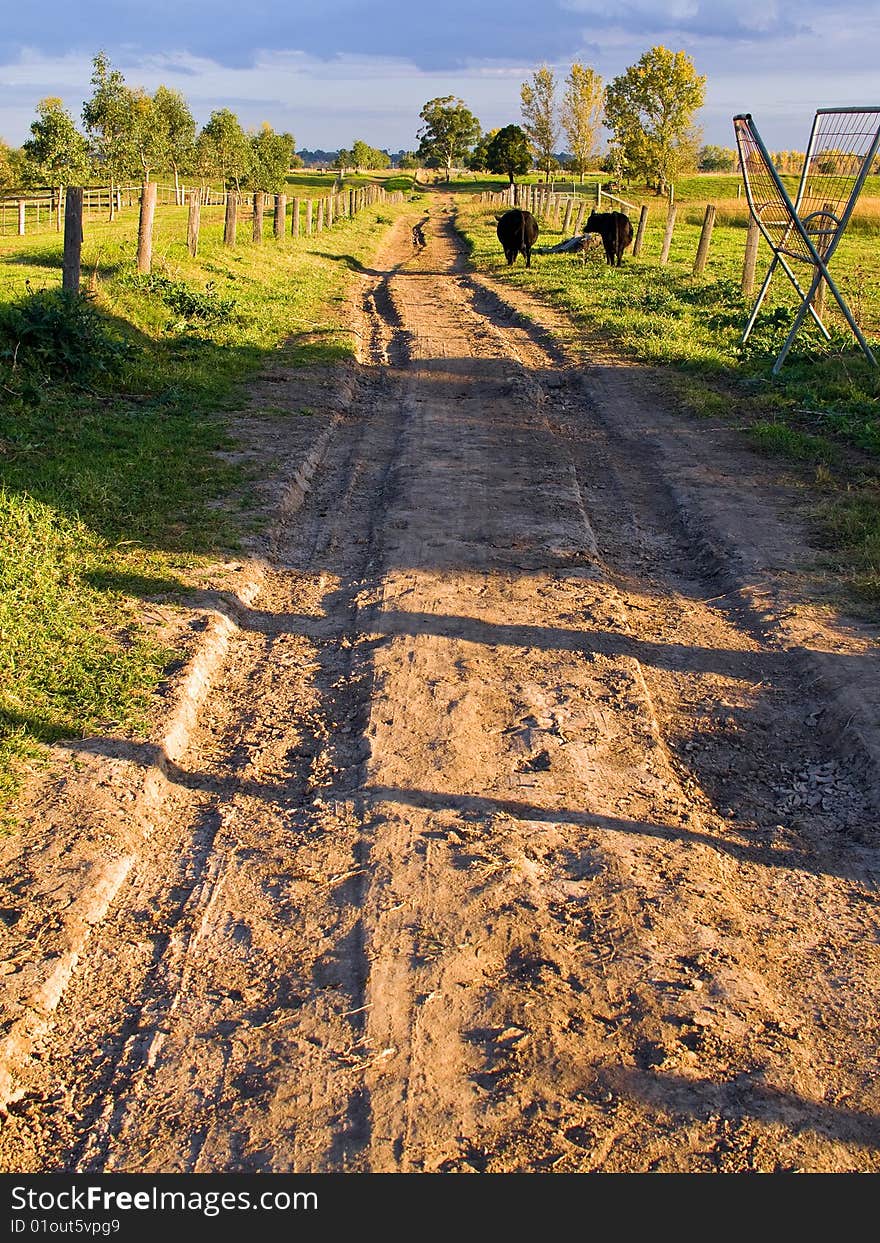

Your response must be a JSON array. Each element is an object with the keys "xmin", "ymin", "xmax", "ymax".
[
  {"xmin": 274, "ymin": 194, "xmax": 286, "ymax": 238},
  {"xmin": 187, "ymin": 191, "xmax": 201, "ymax": 258},
  {"xmin": 561, "ymin": 198, "xmax": 573, "ymax": 235},
  {"xmin": 316, "ymin": 198, "xmax": 324, "ymax": 232},
  {"xmin": 291, "ymin": 197, "xmax": 300, "ymax": 238},
  {"xmin": 741, "ymin": 216, "xmax": 760, "ymax": 297},
  {"xmin": 253, "ymin": 191, "xmax": 264, "ymax": 243},
  {"xmin": 62, "ymin": 187, "xmax": 83, "ymax": 294},
  {"xmin": 17, "ymin": 200, "xmax": 26, "ymax": 236},
  {"xmin": 306, "ymin": 199, "xmax": 313, "ymax": 235},
  {"xmin": 632, "ymin": 203, "xmax": 649, "ymax": 257},
  {"xmin": 659, "ymin": 203, "xmax": 677, "ymax": 266},
  {"xmin": 224, "ymin": 191, "xmax": 238, "ymax": 247},
  {"xmin": 693, "ymin": 204, "xmax": 716, "ymax": 276},
  {"xmin": 326, "ymin": 195, "xmax": 334, "ymax": 227},
  {"xmin": 136, "ymin": 180, "xmax": 157, "ymax": 274}
]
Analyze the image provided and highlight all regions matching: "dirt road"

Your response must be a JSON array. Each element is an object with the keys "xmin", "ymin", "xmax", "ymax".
[{"xmin": 2, "ymin": 206, "xmax": 879, "ymax": 1173}]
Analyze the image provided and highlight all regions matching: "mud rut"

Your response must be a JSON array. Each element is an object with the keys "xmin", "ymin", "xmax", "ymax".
[{"xmin": 7, "ymin": 211, "xmax": 880, "ymax": 1174}]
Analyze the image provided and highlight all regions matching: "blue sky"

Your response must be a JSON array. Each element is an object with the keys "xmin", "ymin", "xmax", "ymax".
[{"xmin": 1, "ymin": 1, "xmax": 876, "ymax": 152}]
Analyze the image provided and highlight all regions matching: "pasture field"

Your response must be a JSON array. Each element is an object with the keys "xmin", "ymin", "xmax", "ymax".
[
  {"xmin": 0, "ymin": 188, "xmax": 420, "ymax": 815},
  {"xmin": 454, "ymin": 187, "xmax": 880, "ymax": 612}
]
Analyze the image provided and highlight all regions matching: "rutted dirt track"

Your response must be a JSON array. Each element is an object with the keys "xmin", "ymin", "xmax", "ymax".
[{"xmin": 3, "ymin": 206, "xmax": 880, "ymax": 1173}]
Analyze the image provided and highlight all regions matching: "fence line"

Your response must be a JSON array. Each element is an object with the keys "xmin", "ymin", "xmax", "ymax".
[{"xmin": 1, "ymin": 181, "xmax": 405, "ymax": 244}]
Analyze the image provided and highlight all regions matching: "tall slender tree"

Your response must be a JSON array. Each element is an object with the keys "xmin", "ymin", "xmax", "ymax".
[
  {"xmin": 153, "ymin": 86, "xmax": 196, "ymax": 204},
  {"xmin": 82, "ymin": 51, "xmax": 136, "ymax": 219},
  {"xmin": 561, "ymin": 64, "xmax": 604, "ymax": 184},
  {"xmin": 520, "ymin": 65, "xmax": 559, "ymax": 183},
  {"xmin": 604, "ymin": 46, "xmax": 705, "ymax": 195}
]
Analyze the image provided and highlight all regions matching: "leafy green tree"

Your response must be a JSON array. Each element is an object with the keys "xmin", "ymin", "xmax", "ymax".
[
  {"xmin": 152, "ymin": 86, "xmax": 196, "ymax": 203},
  {"xmin": 247, "ymin": 123, "xmax": 295, "ymax": 192},
  {"xmin": 82, "ymin": 51, "xmax": 137, "ymax": 218},
  {"xmin": 0, "ymin": 139, "xmax": 21, "ymax": 194},
  {"xmin": 416, "ymin": 96, "xmax": 481, "ymax": 181},
  {"xmin": 561, "ymin": 63, "xmax": 604, "ymax": 183},
  {"xmin": 466, "ymin": 129, "xmax": 498, "ymax": 172},
  {"xmin": 128, "ymin": 86, "xmax": 164, "ymax": 184},
  {"xmin": 521, "ymin": 65, "xmax": 559, "ymax": 183},
  {"xmin": 198, "ymin": 108, "xmax": 250, "ymax": 191},
  {"xmin": 351, "ymin": 140, "xmax": 373, "ymax": 171},
  {"xmin": 698, "ymin": 145, "xmax": 736, "ymax": 172},
  {"xmin": 485, "ymin": 125, "xmax": 532, "ymax": 185},
  {"xmin": 334, "ymin": 148, "xmax": 352, "ymax": 171},
  {"xmin": 397, "ymin": 151, "xmax": 422, "ymax": 169},
  {"xmin": 604, "ymin": 46, "xmax": 706, "ymax": 195},
  {"xmin": 21, "ymin": 98, "xmax": 89, "ymax": 223}
]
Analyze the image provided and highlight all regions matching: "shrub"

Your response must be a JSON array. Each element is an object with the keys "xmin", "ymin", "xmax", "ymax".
[
  {"xmin": 0, "ymin": 288, "xmax": 131, "ymax": 387},
  {"xmin": 121, "ymin": 272, "xmax": 237, "ymax": 325}
]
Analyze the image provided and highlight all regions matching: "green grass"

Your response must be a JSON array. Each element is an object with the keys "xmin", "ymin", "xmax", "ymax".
[
  {"xmin": 455, "ymin": 191, "xmax": 880, "ymax": 613},
  {"xmin": 0, "ymin": 187, "xmax": 421, "ymax": 820}
]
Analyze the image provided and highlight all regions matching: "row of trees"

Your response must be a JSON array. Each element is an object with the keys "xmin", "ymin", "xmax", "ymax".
[
  {"xmin": 413, "ymin": 47, "xmax": 707, "ymax": 195},
  {"xmin": 3, "ymin": 51, "xmax": 296, "ymax": 217}
]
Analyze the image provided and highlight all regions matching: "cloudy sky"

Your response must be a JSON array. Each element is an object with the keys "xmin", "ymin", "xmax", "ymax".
[{"xmin": 1, "ymin": 1, "xmax": 876, "ymax": 152}]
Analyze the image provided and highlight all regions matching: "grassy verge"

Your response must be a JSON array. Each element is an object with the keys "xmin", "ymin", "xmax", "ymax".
[
  {"xmin": 0, "ymin": 188, "xmax": 421, "ymax": 820},
  {"xmin": 454, "ymin": 188, "xmax": 880, "ymax": 613}
]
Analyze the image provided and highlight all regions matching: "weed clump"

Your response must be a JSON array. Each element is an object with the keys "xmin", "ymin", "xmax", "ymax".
[
  {"xmin": 121, "ymin": 271, "xmax": 237, "ymax": 326},
  {"xmin": 0, "ymin": 288, "xmax": 131, "ymax": 389}
]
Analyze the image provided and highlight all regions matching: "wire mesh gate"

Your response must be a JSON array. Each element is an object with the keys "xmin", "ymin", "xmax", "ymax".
[{"xmin": 733, "ymin": 107, "xmax": 880, "ymax": 373}]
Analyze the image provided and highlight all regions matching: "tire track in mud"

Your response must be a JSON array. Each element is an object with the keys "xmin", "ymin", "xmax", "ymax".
[{"xmin": 4, "ymin": 208, "xmax": 879, "ymax": 1174}]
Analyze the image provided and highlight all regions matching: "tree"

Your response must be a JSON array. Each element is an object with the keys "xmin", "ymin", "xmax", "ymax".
[
  {"xmin": 128, "ymin": 87, "xmax": 162, "ymax": 184},
  {"xmin": 561, "ymin": 64, "xmax": 604, "ymax": 183},
  {"xmin": 82, "ymin": 51, "xmax": 137, "ymax": 219},
  {"xmin": 397, "ymin": 151, "xmax": 422, "ymax": 170},
  {"xmin": 334, "ymin": 149, "xmax": 352, "ymax": 171},
  {"xmin": 520, "ymin": 65, "xmax": 559, "ymax": 183},
  {"xmin": 698, "ymin": 144, "xmax": 736, "ymax": 172},
  {"xmin": 416, "ymin": 96, "xmax": 481, "ymax": 181},
  {"xmin": 0, "ymin": 139, "xmax": 21, "ymax": 195},
  {"xmin": 247, "ymin": 123, "xmax": 295, "ymax": 192},
  {"xmin": 604, "ymin": 46, "xmax": 706, "ymax": 195},
  {"xmin": 485, "ymin": 125, "xmax": 532, "ymax": 185},
  {"xmin": 152, "ymin": 86, "xmax": 196, "ymax": 203},
  {"xmin": 466, "ymin": 129, "xmax": 498, "ymax": 172},
  {"xmin": 21, "ymin": 98, "xmax": 89, "ymax": 226},
  {"xmin": 198, "ymin": 108, "xmax": 250, "ymax": 191}
]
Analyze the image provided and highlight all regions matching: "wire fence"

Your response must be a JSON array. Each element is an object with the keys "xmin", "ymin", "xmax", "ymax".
[{"xmin": 0, "ymin": 184, "xmax": 230, "ymax": 237}]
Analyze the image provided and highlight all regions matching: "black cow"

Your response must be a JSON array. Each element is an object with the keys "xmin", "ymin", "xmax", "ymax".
[
  {"xmin": 496, "ymin": 208, "xmax": 539, "ymax": 268},
  {"xmin": 583, "ymin": 210, "xmax": 634, "ymax": 266}
]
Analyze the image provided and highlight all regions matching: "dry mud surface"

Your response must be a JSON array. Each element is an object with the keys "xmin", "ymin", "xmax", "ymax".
[{"xmin": 2, "ymin": 206, "xmax": 880, "ymax": 1173}]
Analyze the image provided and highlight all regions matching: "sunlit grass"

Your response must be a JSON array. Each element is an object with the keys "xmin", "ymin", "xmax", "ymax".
[
  {"xmin": 455, "ymin": 191, "xmax": 880, "ymax": 615},
  {"xmin": 0, "ymin": 188, "xmax": 422, "ymax": 818}
]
